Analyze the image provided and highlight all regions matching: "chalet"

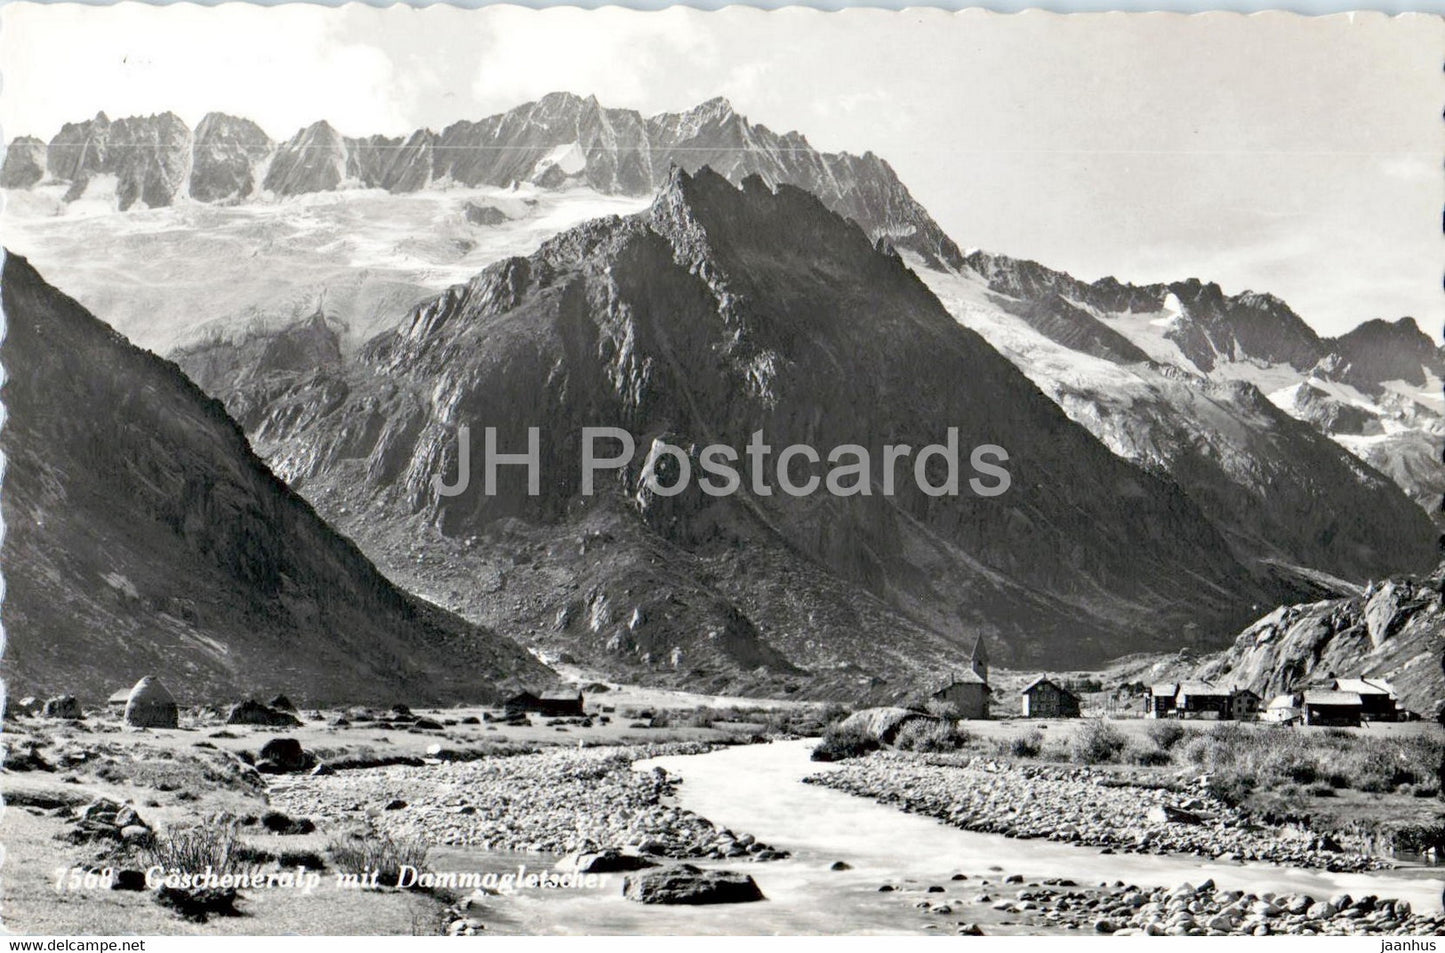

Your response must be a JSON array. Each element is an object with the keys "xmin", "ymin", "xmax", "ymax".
[
  {"xmin": 1229, "ymin": 688, "xmax": 1262, "ymax": 721},
  {"xmin": 1175, "ymin": 681, "xmax": 1232, "ymax": 719},
  {"xmin": 1330, "ymin": 678, "xmax": 1397, "ymax": 721},
  {"xmin": 1147, "ymin": 684, "xmax": 1178, "ymax": 719},
  {"xmin": 1302, "ymin": 690, "xmax": 1363, "ymax": 727},
  {"xmin": 1020, "ymin": 676, "xmax": 1081, "ymax": 718},
  {"xmin": 505, "ymin": 688, "xmax": 585, "ymax": 717}
]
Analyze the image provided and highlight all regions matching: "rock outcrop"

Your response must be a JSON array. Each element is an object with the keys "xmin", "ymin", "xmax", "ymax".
[
  {"xmin": 1194, "ymin": 566, "xmax": 1445, "ymax": 715},
  {"xmin": 1, "ymin": 136, "xmax": 46, "ymax": 188}
]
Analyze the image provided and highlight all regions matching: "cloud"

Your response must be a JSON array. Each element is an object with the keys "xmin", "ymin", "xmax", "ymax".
[
  {"xmin": 0, "ymin": 3, "xmax": 413, "ymax": 139},
  {"xmin": 467, "ymin": 7, "xmax": 714, "ymax": 116}
]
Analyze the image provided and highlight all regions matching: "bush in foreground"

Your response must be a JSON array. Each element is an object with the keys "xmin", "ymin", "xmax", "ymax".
[
  {"xmin": 811, "ymin": 723, "xmax": 881, "ymax": 762},
  {"xmin": 895, "ymin": 719, "xmax": 970, "ymax": 753},
  {"xmin": 1070, "ymin": 718, "xmax": 1127, "ymax": 765},
  {"xmin": 1008, "ymin": 730, "xmax": 1044, "ymax": 758},
  {"xmin": 145, "ymin": 821, "xmax": 243, "ymax": 876},
  {"xmin": 328, "ymin": 824, "xmax": 430, "ymax": 888}
]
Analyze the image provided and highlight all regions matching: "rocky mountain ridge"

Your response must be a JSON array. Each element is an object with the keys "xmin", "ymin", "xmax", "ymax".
[
  {"xmin": 173, "ymin": 168, "xmax": 1289, "ymax": 694},
  {"xmin": 3, "ymin": 94, "xmax": 961, "ymax": 267}
]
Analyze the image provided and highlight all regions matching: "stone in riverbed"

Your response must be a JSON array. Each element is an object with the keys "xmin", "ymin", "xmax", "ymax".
[
  {"xmin": 255, "ymin": 737, "xmax": 313, "ymax": 773},
  {"xmin": 622, "ymin": 865, "xmax": 764, "ymax": 905},
  {"xmin": 561, "ymin": 848, "xmax": 658, "ymax": 874},
  {"xmin": 43, "ymin": 695, "xmax": 84, "ymax": 719},
  {"xmin": 226, "ymin": 699, "xmax": 301, "ymax": 727}
]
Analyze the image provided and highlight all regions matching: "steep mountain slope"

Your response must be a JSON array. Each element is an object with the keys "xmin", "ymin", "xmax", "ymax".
[
  {"xmin": 1193, "ymin": 566, "xmax": 1445, "ymax": 717},
  {"xmin": 947, "ymin": 251, "xmax": 1445, "ymax": 530},
  {"xmin": 917, "ymin": 265, "xmax": 1440, "ymax": 583},
  {"xmin": 0, "ymin": 251, "xmax": 549, "ymax": 704},
  {"xmin": 176, "ymin": 168, "xmax": 1279, "ymax": 695}
]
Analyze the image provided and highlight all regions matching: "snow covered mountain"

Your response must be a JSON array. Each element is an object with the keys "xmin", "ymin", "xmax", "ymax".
[
  {"xmin": 936, "ymin": 251, "xmax": 1445, "ymax": 530},
  {"xmin": 2, "ymin": 95, "xmax": 958, "ymax": 354}
]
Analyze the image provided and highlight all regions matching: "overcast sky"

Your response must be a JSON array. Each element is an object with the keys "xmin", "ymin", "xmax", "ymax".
[{"xmin": 2, "ymin": 3, "xmax": 1440, "ymax": 337}]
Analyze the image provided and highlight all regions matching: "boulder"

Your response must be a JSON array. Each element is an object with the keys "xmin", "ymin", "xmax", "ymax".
[
  {"xmin": 225, "ymin": 699, "xmax": 301, "ymax": 727},
  {"xmin": 622, "ymin": 864, "xmax": 765, "ymax": 905},
  {"xmin": 10, "ymin": 696, "xmax": 41, "ymax": 717},
  {"xmin": 255, "ymin": 737, "xmax": 313, "ymax": 774},
  {"xmin": 42, "ymin": 695, "xmax": 84, "ymax": 719},
  {"xmin": 260, "ymin": 810, "xmax": 315, "ymax": 835},
  {"xmin": 836, "ymin": 707, "xmax": 931, "ymax": 744},
  {"xmin": 1148, "ymin": 805, "xmax": 1204, "ymax": 825},
  {"xmin": 267, "ymin": 694, "xmax": 297, "ymax": 713},
  {"xmin": 124, "ymin": 677, "xmax": 179, "ymax": 729},
  {"xmin": 560, "ymin": 848, "xmax": 658, "ymax": 874}
]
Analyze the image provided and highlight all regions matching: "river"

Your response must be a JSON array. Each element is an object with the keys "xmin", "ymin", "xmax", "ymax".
[{"xmin": 464, "ymin": 738, "xmax": 1443, "ymax": 934}]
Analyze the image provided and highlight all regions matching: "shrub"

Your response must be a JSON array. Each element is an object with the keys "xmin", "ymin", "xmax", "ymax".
[
  {"xmin": 1009, "ymin": 730, "xmax": 1044, "ymax": 759},
  {"xmin": 649, "ymin": 707, "xmax": 715, "ymax": 730},
  {"xmin": 145, "ymin": 821, "xmax": 243, "ymax": 875},
  {"xmin": 810, "ymin": 724, "xmax": 881, "ymax": 762},
  {"xmin": 1129, "ymin": 745, "xmax": 1172, "ymax": 767},
  {"xmin": 1207, "ymin": 773, "xmax": 1257, "ymax": 807},
  {"xmin": 922, "ymin": 698, "xmax": 960, "ymax": 720},
  {"xmin": 327, "ymin": 824, "xmax": 430, "ymax": 888},
  {"xmin": 1146, "ymin": 721, "xmax": 1187, "ymax": 751},
  {"xmin": 1070, "ymin": 718, "xmax": 1126, "ymax": 765},
  {"xmin": 1283, "ymin": 759, "xmax": 1319, "ymax": 785},
  {"xmin": 896, "ymin": 719, "xmax": 968, "ymax": 753}
]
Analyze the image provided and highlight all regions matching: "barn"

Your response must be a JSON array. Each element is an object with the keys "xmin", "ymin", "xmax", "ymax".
[
  {"xmin": 1330, "ymin": 678, "xmax": 1397, "ymax": 721},
  {"xmin": 1020, "ymin": 677, "xmax": 1081, "ymax": 718},
  {"xmin": 1302, "ymin": 690, "xmax": 1363, "ymax": 727},
  {"xmin": 505, "ymin": 688, "xmax": 585, "ymax": 717},
  {"xmin": 1175, "ymin": 681, "xmax": 1232, "ymax": 719}
]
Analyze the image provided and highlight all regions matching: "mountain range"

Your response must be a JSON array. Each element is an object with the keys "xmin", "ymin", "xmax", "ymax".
[
  {"xmin": 2, "ymin": 93, "xmax": 1440, "ymax": 698},
  {"xmin": 168, "ymin": 168, "xmax": 1291, "ymax": 692},
  {"xmin": 2, "ymin": 93, "xmax": 960, "ymax": 269}
]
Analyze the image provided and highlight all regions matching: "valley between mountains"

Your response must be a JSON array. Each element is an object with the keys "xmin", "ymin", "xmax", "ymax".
[{"xmin": 3, "ymin": 93, "xmax": 1442, "ymax": 706}]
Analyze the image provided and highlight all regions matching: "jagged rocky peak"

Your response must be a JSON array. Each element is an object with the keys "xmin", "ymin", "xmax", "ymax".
[
  {"xmin": 108, "ymin": 112, "xmax": 193, "ymax": 211},
  {"xmin": 1, "ymin": 135, "xmax": 47, "ymax": 188},
  {"xmin": 215, "ymin": 161, "xmax": 1279, "ymax": 681},
  {"xmin": 46, "ymin": 110, "xmax": 112, "ymax": 182},
  {"xmin": 962, "ymin": 251, "xmax": 1326, "ymax": 373},
  {"xmin": 263, "ymin": 120, "xmax": 347, "ymax": 195},
  {"xmin": 9, "ymin": 97, "xmax": 960, "ymax": 267},
  {"xmin": 1319, "ymin": 315, "xmax": 1445, "ymax": 392},
  {"xmin": 190, "ymin": 112, "xmax": 273, "ymax": 202}
]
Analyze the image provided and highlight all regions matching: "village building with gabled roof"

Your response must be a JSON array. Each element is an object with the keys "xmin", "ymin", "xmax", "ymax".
[{"xmin": 1020, "ymin": 676, "xmax": 1081, "ymax": 718}]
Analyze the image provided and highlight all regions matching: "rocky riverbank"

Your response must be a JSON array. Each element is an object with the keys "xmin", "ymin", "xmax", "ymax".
[
  {"xmin": 887, "ymin": 874, "xmax": 1444, "ymax": 936},
  {"xmin": 270, "ymin": 744, "xmax": 787, "ymax": 860},
  {"xmin": 806, "ymin": 753, "xmax": 1390, "ymax": 872}
]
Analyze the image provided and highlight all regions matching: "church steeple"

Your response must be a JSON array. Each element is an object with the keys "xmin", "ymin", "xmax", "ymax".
[{"xmin": 968, "ymin": 634, "xmax": 989, "ymax": 683}]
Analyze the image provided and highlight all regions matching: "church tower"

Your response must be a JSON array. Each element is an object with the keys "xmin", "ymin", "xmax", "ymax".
[{"xmin": 968, "ymin": 634, "xmax": 989, "ymax": 684}]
